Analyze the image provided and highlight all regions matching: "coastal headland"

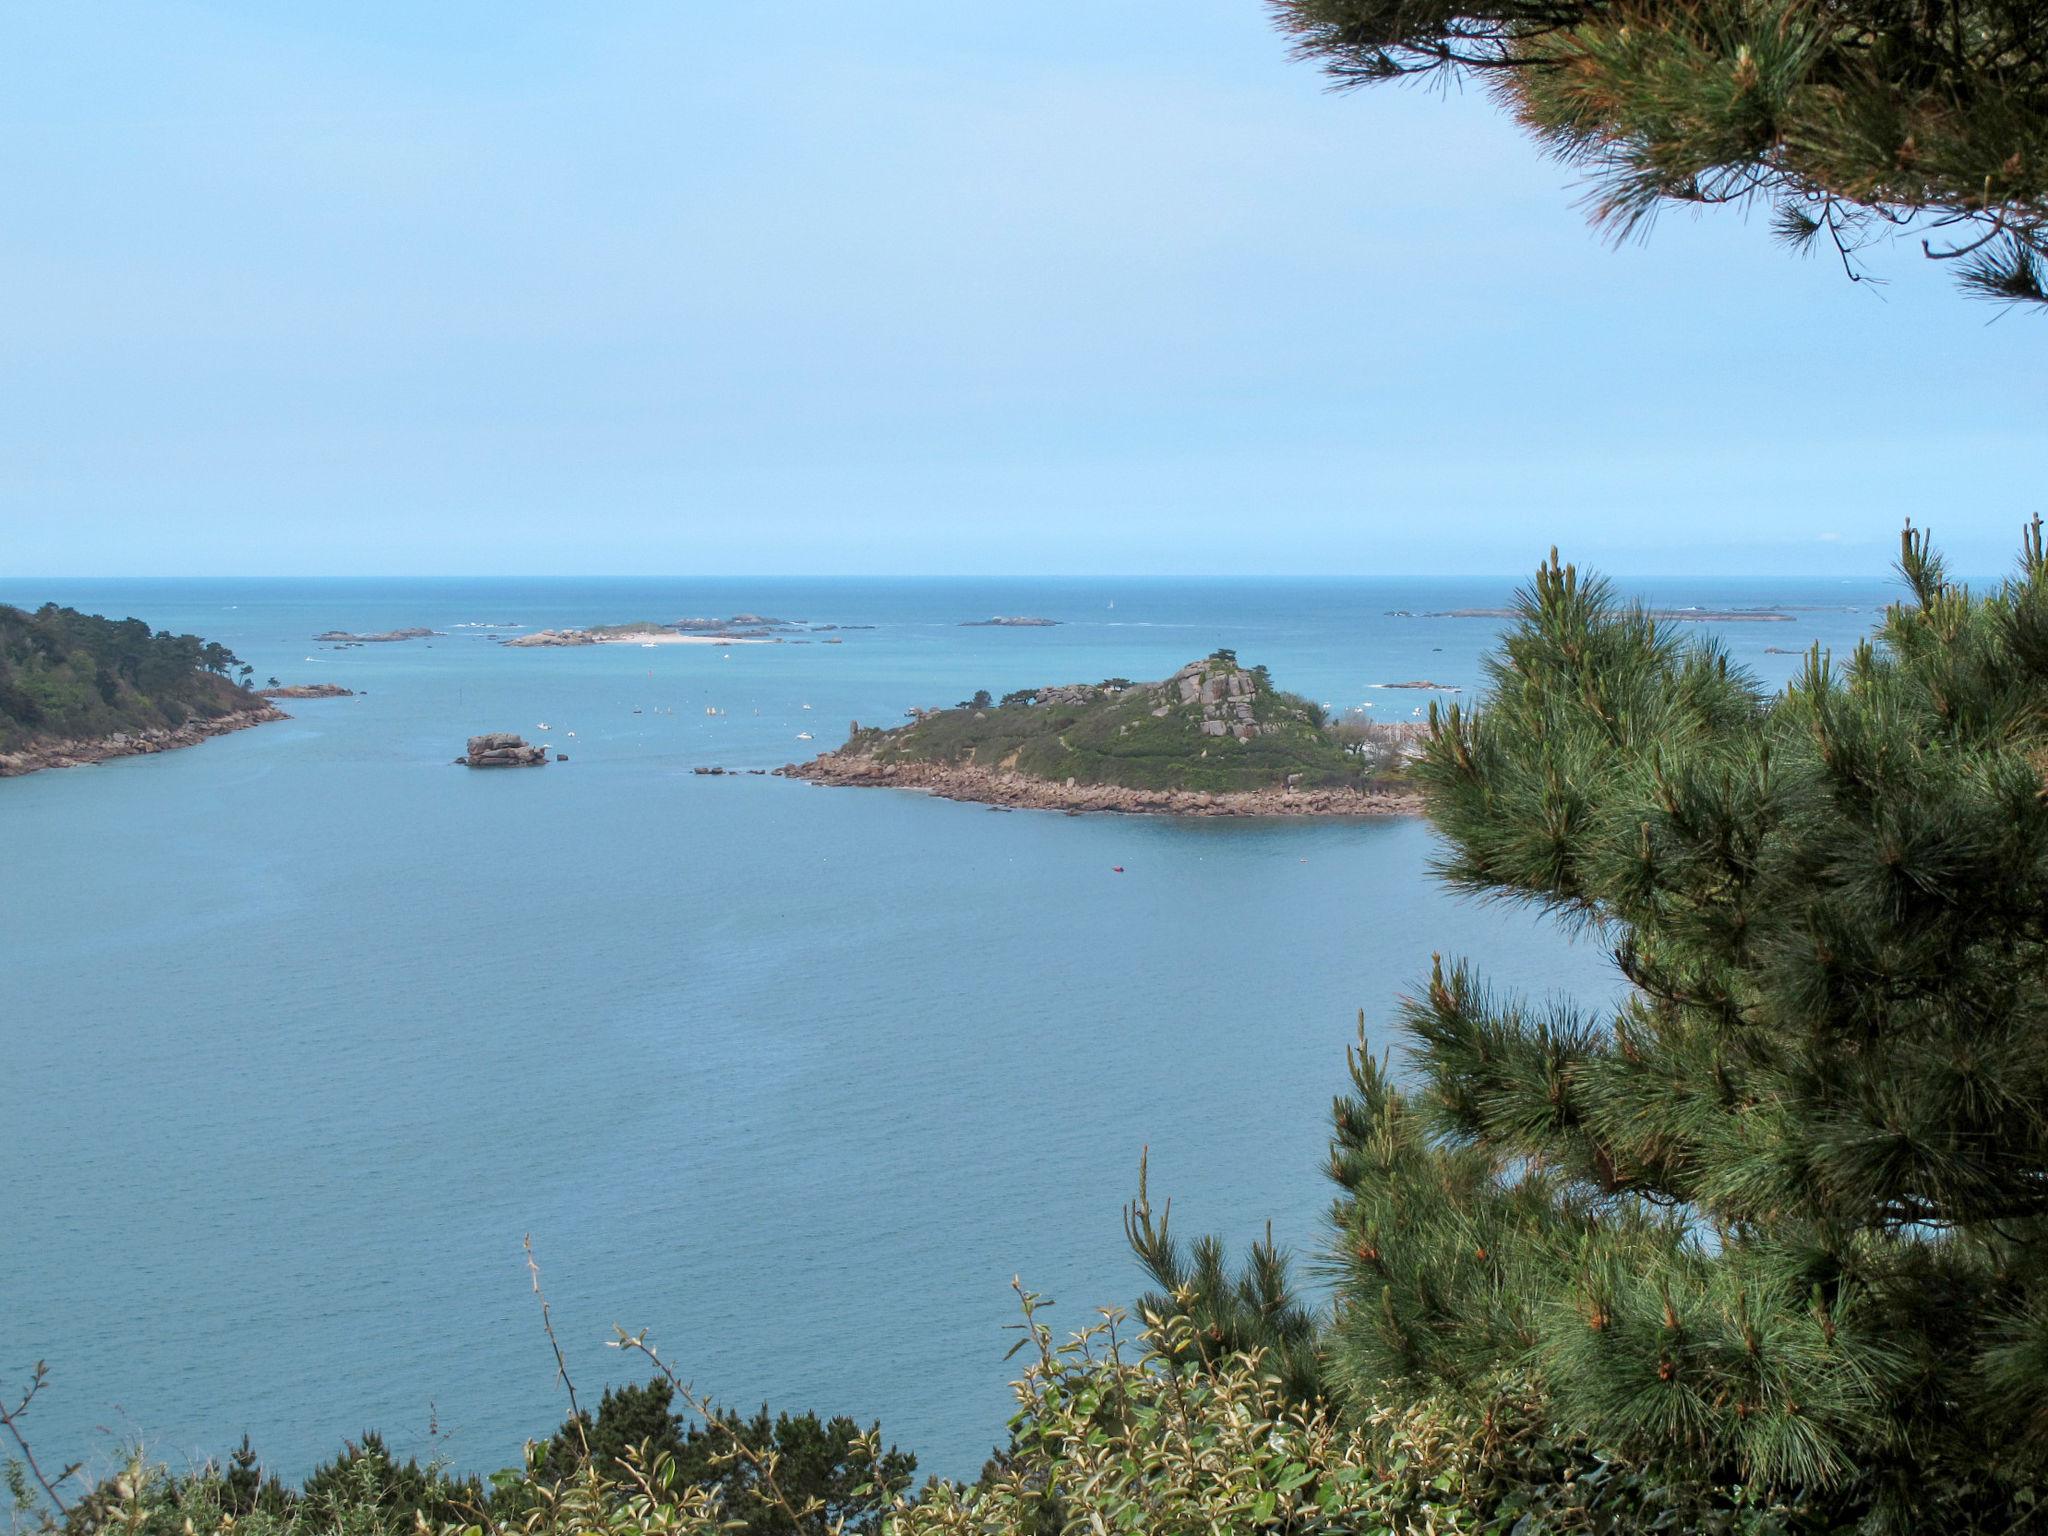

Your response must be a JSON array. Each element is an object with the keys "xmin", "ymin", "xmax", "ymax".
[
  {"xmin": 1, "ymin": 602, "xmax": 291, "ymax": 778},
  {"xmin": 778, "ymin": 652, "xmax": 1424, "ymax": 816}
]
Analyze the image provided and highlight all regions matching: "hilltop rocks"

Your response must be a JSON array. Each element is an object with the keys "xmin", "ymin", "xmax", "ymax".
[
  {"xmin": 1168, "ymin": 658, "xmax": 1268, "ymax": 742},
  {"xmin": 462, "ymin": 732, "xmax": 549, "ymax": 767},
  {"xmin": 1035, "ymin": 683, "xmax": 1103, "ymax": 707}
]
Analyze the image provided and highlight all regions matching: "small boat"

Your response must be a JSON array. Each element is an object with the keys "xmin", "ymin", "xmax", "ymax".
[
  {"xmin": 1113, "ymin": 866, "xmax": 1124, "ymax": 873},
  {"xmin": 640, "ymin": 642, "xmax": 657, "ymax": 648},
  {"xmin": 796, "ymin": 731, "xmax": 814, "ymax": 741},
  {"xmin": 537, "ymin": 723, "xmax": 551, "ymax": 731},
  {"xmin": 800, "ymin": 702, "xmax": 812, "ymax": 710}
]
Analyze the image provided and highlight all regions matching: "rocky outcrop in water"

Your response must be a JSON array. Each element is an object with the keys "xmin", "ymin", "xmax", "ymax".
[
  {"xmin": 462, "ymin": 732, "xmax": 549, "ymax": 767},
  {"xmin": 257, "ymin": 683, "xmax": 356, "ymax": 698},
  {"xmin": 314, "ymin": 628, "xmax": 439, "ymax": 643}
]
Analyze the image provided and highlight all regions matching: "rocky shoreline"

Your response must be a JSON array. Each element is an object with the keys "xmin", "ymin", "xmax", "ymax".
[
  {"xmin": 0, "ymin": 704, "xmax": 289, "ymax": 778},
  {"xmin": 775, "ymin": 752, "xmax": 1423, "ymax": 817}
]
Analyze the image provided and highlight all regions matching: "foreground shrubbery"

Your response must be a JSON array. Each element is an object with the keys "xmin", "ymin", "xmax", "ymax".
[{"xmin": 11, "ymin": 1288, "xmax": 1826, "ymax": 1536}]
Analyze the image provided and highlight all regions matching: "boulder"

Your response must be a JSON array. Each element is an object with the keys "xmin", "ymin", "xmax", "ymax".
[{"xmin": 464, "ymin": 732, "xmax": 549, "ymax": 767}]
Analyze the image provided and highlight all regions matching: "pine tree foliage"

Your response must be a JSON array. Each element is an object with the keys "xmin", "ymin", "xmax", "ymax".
[
  {"xmin": 1311, "ymin": 522, "xmax": 2048, "ymax": 1531},
  {"xmin": 1123, "ymin": 1151, "xmax": 1328, "ymax": 1403},
  {"xmin": 1273, "ymin": 0, "xmax": 2048, "ymax": 306}
]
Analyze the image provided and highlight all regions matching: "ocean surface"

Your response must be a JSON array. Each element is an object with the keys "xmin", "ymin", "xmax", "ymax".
[{"xmin": 2, "ymin": 575, "xmax": 1902, "ymax": 1485}]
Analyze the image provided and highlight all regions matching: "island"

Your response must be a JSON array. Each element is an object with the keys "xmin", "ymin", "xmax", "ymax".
[
  {"xmin": 503, "ymin": 622, "xmax": 776, "ymax": 647},
  {"xmin": 960, "ymin": 615, "xmax": 1060, "ymax": 627},
  {"xmin": 314, "ymin": 627, "xmax": 441, "ymax": 643},
  {"xmin": 777, "ymin": 651, "xmax": 1424, "ymax": 815},
  {"xmin": 1390, "ymin": 607, "xmax": 1795, "ymax": 623},
  {"xmin": 0, "ymin": 603, "xmax": 286, "ymax": 777},
  {"xmin": 460, "ymin": 732, "xmax": 550, "ymax": 767},
  {"xmin": 257, "ymin": 682, "xmax": 356, "ymax": 699}
]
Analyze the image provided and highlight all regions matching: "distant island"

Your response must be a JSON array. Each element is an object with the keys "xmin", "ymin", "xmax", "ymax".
[
  {"xmin": 0, "ymin": 603, "xmax": 285, "ymax": 777},
  {"xmin": 1387, "ymin": 607, "xmax": 1795, "ymax": 623},
  {"xmin": 778, "ymin": 650, "xmax": 1422, "ymax": 815},
  {"xmin": 502, "ymin": 614, "xmax": 836, "ymax": 647},
  {"xmin": 505, "ymin": 622, "xmax": 774, "ymax": 647},
  {"xmin": 314, "ymin": 627, "xmax": 441, "ymax": 643},
  {"xmin": 257, "ymin": 682, "xmax": 356, "ymax": 699},
  {"xmin": 960, "ymin": 615, "xmax": 1060, "ymax": 627}
]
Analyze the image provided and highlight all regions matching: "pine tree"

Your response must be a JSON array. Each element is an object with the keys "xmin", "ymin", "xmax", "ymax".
[
  {"xmin": 1273, "ymin": 0, "xmax": 2048, "ymax": 306},
  {"xmin": 1136, "ymin": 523, "xmax": 2048, "ymax": 1529},
  {"xmin": 1311, "ymin": 523, "xmax": 2048, "ymax": 1531}
]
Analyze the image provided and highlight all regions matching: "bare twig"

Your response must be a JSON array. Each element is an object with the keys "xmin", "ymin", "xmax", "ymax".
[
  {"xmin": 1, "ymin": 1363, "xmax": 81, "ymax": 1515},
  {"xmin": 523, "ymin": 1235, "xmax": 587, "ymax": 1458}
]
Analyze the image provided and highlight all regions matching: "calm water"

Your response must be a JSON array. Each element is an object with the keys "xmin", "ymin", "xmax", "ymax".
[{"xmin": 2, "ymin": 576, "xmax": 1898, "ymax": 1483}]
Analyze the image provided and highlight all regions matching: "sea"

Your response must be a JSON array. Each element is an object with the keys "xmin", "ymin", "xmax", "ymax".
[{"xmin": 1, "ymin": 575, "xmax": 1902, "ymax": 1486}]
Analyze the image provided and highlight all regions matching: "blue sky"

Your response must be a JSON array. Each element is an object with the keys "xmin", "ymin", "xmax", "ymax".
[{"xmin": 1, "ymin": 2, "xmax": 2040, "ymax": 577}]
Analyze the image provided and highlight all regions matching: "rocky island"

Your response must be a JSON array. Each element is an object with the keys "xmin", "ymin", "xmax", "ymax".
[
  {"xmin": 314, "ymin": 627, "xmax": 440, "ymax": 643},
  {"xmin": 0, "ymin": 603, "xmax": 286, "ymax": 777},
  {"xmin": 960, "ymin": 615, "xmax": 1060, "ymax": 627},
  {"xmin": 460, "ymin": 732, "xmax": 550, "ymax": 767},
  {"xmin": 503, "ymin": 615, "xmax": 813, "ymax": 646},
  {"xmin": 1391, "ymin": 607, "xmax": 1794, "ymax": 623},
  {"xmin": 779, "ymin": 651, "xmax": 1423, "ymax": 815},
  {"xmin": 257, "ymin": 682, "xmax": 356, "ymax": 699}
]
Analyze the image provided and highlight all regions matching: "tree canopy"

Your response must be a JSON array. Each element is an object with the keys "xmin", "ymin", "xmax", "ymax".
[
  {"xmin": 0, "ymin": 603, "xmax": 257, "ymax": 752},
  {"xmin": 1276, "ymin": 0, "xmax": 2048, "ymax": 305},
  {"xmin": 1140, "ymin": 523, "xmax": 2048, "ymax": 1531}
]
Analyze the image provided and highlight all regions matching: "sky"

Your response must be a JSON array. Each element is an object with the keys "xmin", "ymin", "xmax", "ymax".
[{"xmin": 0, "ymin": 2, "xmax": 2040, "ymax": 578}]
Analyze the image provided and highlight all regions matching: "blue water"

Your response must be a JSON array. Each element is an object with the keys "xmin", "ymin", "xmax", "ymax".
[{"xmin": 1, "ymin": 576, "xmax": 1900, "ymax": 1485}]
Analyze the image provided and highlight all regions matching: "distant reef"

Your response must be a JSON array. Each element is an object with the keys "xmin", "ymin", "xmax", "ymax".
[
  {"xmin": 960, "ymin": 615, "xmax": 1060, "ymax": 627},
  {"xmin": 1386, "ymin": 607, "xmax": 1795, "ymax": 623},
  {"xmin": 257, "ymin": 682, "xmax": 355, "ymax": 699},
  {"xmin": 315, "ymin": 627, "xmax": 440, "ymax": 643},
  {"xmin": 778, "ymin": 651, "xmax": 1423, "ymax": 816},
  {"xmin": 502, "ymin": 615, "xmax": 824, "ymax": 647},
  {"xmin": 0, "ymin": 602, "xmax": 286, "ymax": 778}
]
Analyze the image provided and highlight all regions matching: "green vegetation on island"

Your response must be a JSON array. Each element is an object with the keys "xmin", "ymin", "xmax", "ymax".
[
  {"xmin": 826, "ymin": 651, "xmax": 1411, "ymax": 795},
  {"xmin": 0, "ymin": 603, "xmax": 263, "ymax": 755}
]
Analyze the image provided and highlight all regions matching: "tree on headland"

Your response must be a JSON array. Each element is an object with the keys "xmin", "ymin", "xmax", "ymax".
[
  {"xmin": 1274, "ymin": 0, "xmax": 2048, "ymax": 306},
  {"xmin": 1140, "ymin": 521, "xmax": 2048, "ymax": 1531}
]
